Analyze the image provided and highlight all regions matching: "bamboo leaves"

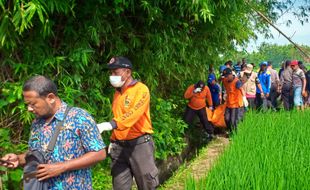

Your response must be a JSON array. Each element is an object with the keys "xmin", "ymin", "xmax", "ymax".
[
  {"xmin": 199, "ymin": 2, "xmax": 214, "ymax": 23},
  {"xmin": 12, "ymin": 0, "xmax": 48, "ymax": 34}
]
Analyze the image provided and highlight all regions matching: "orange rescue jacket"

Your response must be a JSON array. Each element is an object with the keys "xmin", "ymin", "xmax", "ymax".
[
  {"xmin": 184, "ymin": 84, "xmax": 213, "ymax": 110},
  {"xmin": 111, "ymin": 82, "xmax": 153, "ymax": 141},
  {"xmin": 223, "ymin": 78, "xmax": 243, "ymax": 108}
]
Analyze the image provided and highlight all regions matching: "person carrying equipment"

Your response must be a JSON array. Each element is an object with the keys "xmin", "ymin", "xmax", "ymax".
[
  {"xmin": 184, "ymin": 80, "xmax": 214, "ymax": 138},
  {"xmin": 222, "ymin": 68, "xmax": 244, "ymax": 134},
  {"xmin": 207, "ymin": 73, "xmax": 222, "ymax": 108}
]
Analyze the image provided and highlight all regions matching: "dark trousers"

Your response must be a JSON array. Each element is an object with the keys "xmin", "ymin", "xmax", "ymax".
[
  {"xmin": 110, "ymin": 137, "xmax": 159, "ymax": 190},
  {"xmin": 281, "ymin": 83, "xmax": 294, "ymax": 110},
  {"xmin": 255, "ymin": 93, "xmax": 268, "ymax": 111},
  {"xmin": 184, "ymin": 106, "xmax": 214, "ymax": 134},
  {"xmin": 225, "ymin": 107, "xmax": 241, "ymax": 132},
  {"xmin": 238, "ymin": 107, "xmax": 245, "ymax": 121},
  {"xmin": 247, "ymin": 98, "xmax": 256, "ymax": 109},
  {"xmin": 268, "ymin": 84, "xmax": 278, "ymax": 109}
]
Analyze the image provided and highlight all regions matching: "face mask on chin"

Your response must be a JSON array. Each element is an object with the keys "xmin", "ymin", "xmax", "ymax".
[{"xmin": 109, "ymin": 75, "xmax": 126, "ymax": 88}]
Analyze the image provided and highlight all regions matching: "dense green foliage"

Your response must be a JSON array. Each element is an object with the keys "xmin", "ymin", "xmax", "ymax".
[
  {"xmin": 185, "ymin": 110, "xmax": 310, "ymax": 189},
  {"xmin": 1, "ymin": 0, "xmax": 310, "ymax": 189}
]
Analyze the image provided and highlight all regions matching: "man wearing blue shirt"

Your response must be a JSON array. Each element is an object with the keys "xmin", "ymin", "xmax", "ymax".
[
  {"xmin": 256, "ymin": 62, "xmax": 271, "ymax": 111},
  {"xmin": 207, "ymin": 73, "xmax": 222, "ymax": 108}
]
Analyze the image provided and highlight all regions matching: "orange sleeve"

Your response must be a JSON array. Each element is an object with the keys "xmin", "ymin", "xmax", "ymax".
[
  {"xmin": 113, "ymin": 86, "xmax": 150, "ymax": 131},
  {"xmin": 205, "ymin": 86, "xmax": 213, "ymax": 106},
  {"xmin": 184, "ymin": 85, "xmax": 195, "ymax": 99}
]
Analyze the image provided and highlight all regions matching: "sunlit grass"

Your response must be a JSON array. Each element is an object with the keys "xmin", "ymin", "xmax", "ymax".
[{"xmin": 185, "ymin": 110, "xmax": 310, "ymax": 190}]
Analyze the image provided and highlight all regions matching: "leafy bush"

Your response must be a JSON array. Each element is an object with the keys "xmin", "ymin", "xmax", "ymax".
[{"xmin": 151, "ymin": 97, "xmax": 188, "ymax": 159}]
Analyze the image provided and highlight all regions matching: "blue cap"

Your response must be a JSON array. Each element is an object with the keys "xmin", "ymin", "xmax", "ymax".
[
  {"xmin": 260, "ymin": 61, "xmax": 268, "ymax": 66},
  {"xmin": 219, "ymin": 65, "xmax": 226, "ymax": 73},
  {"xmin": 207, "ymin": 73, "xmax": 216, "ymax": 84}
]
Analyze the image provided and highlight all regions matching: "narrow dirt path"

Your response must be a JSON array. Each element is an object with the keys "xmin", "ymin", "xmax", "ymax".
[{"xmin": 159, "ymin": 136, "xmax": 229, "ymax": 190}]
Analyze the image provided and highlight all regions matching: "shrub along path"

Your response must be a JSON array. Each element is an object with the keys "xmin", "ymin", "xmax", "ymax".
[{"xmin": 159, "ymin": 136, "xmax": 229, "ymax": 190}]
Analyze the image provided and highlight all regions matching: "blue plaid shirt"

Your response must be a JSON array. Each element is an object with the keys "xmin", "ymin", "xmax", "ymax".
[{"xmin": 28, "ymin": 102, "xmax": 105, "ymax": 190}]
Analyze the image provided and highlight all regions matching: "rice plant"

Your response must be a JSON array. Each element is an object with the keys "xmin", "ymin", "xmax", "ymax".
[{"xmin": 185, "ymin": 110, "xmax": 310, "ymax": 190}]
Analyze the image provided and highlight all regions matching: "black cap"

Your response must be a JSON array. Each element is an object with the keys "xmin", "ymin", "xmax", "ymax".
[
  {"xmin": 107, "ymin": 56, "xmax": 133, "ymax": 70},
  {"xmin": 222, "ymin": 68, "xmax": 232, "ymax": 76}
]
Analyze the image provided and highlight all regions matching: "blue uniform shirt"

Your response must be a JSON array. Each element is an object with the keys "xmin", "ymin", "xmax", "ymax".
[
  {"xmin": 257, "ymin": 70, "xmax": 271, "ymax": 94},
  {"xmin": 29, "ymin": 102, "xmax": 106, "ymax": 190},
  {"xmin": 208, "ymin": 83, "xmax": 221, "ymax": 106}
]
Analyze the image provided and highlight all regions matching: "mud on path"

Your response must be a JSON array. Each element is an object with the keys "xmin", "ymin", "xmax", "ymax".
[{"xmin": 159, "ymin": 136, "xmax": 229, "ymax": 190}]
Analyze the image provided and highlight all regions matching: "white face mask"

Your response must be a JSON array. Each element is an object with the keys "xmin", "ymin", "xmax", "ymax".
[{"xmin": 109, "ymin": 75, "xmax": 125, "ymax": 88}]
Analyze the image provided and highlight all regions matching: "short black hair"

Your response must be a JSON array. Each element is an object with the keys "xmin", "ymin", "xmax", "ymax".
[
  {"xmin": 285, "ymin": 60, "xmax": 291, "ymax": 68},
  {"xmin": 23, "ymin": 75, "xmax": 58, "ymax": 97},
  {"xmin": 225, "ymin": 60, "xmax": 233, "ymax": 66}
]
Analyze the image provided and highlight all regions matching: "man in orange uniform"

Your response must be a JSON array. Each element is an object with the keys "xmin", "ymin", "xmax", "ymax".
[
  {"xmin": 184, "ymin": 80, "xmax": 214, "ymax": 137},
  {"xmin": 97, "ymin": 56, "xmax": 159, "ymax": 190},
  {"xmin": 222, "ymin": 68, "xmax": 244, "ymax": 134}
]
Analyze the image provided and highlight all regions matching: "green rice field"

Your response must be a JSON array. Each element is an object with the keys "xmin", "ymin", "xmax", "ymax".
[{"xmin": 185, "ymin": 110, "xmax": 310, "ymax": 190}]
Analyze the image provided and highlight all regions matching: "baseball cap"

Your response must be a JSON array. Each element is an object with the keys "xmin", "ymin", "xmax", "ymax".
[
  {"xmin": 244, "ymin": 64, "xmax": 253, "ymax": 74},
  {"xmin": 260, "ymin": 61, "xmax": 268, "ymax": 66},
  {"xmin": 223, "ymin": 68, "xmax": 232, "ymax": 76},
  {"xmin": 207, "ymin": 73, "xmax": 216, "ymax": 84},
  {"xmin": 107, "ymin": 56, "xmax": 133, "ymax": 70},
  {"xmin": 219, "ymin": 65, "xmax": 227, "ymax": 73},
  {"xmin": 291, "ymin": 60, "xmax": 298, "ymax": 66}
]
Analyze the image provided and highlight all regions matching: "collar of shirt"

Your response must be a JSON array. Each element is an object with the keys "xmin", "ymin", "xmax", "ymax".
[
  {"xmin": 116, "ymin": 79, "xmax": 139, "ymax": 92},
  {"xmin": 54, "ymin": 101, "xmax": 69, "ymax": 122},
  {"xmin": 32, "ymin": 101, "xmax": 68, "ymax": 126}
]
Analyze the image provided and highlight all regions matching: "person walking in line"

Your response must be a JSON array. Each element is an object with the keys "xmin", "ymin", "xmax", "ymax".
[
  {"xmin": 267, "ymin": 61, "xmax": 280, "ymax": 111},
  {"xmin": 207, "ymin": 73, "xmax": 222, "ymax": 108},
  {"xmin": 280, "ymin": 60, "xmax": 294, "ymax": 110},
  {"xmin": 241, "ymin": 58, "xmax": 247, "ymax": 71},
  {"xmin": 224, "ymin": 60, "xmax": 237, "ymax": 76},
  {"xmin": 279, "ymin": 61, "xmax": 285, "ymax": 79},
  {"xmin": 233, "ymin": 61, "xmax": 242, "ymax": 77},
  {"xmin": 256, "ymin": 61, "xmax": 271, "ymax": 111},
  {"xmin": 222, "ymin": 68, "xmax": 244, "ymax": 134},
  {"xmin": 291, "ymin": 60, "xmax": 307, "ymax": 110},
  {"xmin": 298, "ymin": 60, "xmax": 307, "ymax": 73},
  {"xmin": 304, "ymin": 64, "xmax": 310, "ymax": 108},
  {"xmin": 184, "ymin": 80, "xmax": 214, "ymax": 138},
  {"xmin": 240, "ymin": 64, "xmax": 263, "ymax": 109},
  {"xmin": 97, "ymin": 56, "xmax": 159, "ymax": 190},
  {"xmin": 219, "ymin": 65, "xmax": 227, "ymax": 104}
]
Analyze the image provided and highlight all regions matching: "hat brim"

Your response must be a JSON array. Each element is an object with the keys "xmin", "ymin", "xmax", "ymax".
[
  {"xmin": 107, "ymin": 63, "xmax": 121, "ymax": 70},
  {"xmin": 107, "ymin": 63, "xmax": 132, "ymax": 70}
]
